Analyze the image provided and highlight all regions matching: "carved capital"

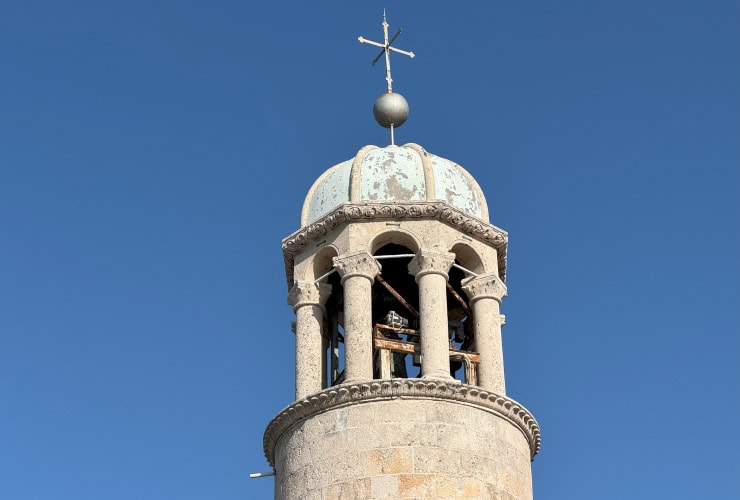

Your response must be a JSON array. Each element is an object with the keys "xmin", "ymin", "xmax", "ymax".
[
  {"xmin": 333, "ymin": 251, "xmax": 381, "ymax": 284},
  {"xmin": 408, "ymin": 251, "xmax": 455, "ymax": 281},
  {"xmin": 462, "ymin": 273, "xmax": 507, "ymax": 304},
  {"xmin": 287, "ymin": 281, "xmax": 332, "ymax": 312}
]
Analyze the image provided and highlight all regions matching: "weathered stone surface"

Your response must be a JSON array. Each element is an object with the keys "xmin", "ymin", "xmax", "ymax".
[{"xmin": 268, "ymin": 381, "xmax": 537, "ymax": 499}]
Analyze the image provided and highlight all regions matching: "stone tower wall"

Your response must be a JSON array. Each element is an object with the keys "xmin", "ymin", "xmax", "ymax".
[{"xmin": 265, "ymin": 380, "xmax": 539, "ymax": 500}]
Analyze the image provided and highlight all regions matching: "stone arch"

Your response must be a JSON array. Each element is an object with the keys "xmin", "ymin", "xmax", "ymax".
[
  {"xmin": 369, "ymin": 234, "xmax": 421, "ymax": 380},
  {"xmin": 446, "ymin": 242, "xmax": 484, "ymax": 382},
  {"xmin": 369, "ymin": 229, "xmax": 421, "ymax": 256},
  {"xmin": 304, "ymin": 245, "xmax": 339, "ymax": 282},
  {"xmin": 449, "ymin": 242, "xmax": 485, "ymax": 275}
]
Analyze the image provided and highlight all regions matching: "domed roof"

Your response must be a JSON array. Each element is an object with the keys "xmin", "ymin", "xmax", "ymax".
[{"xmin": 301, "ymin": 143, "xmax": 489, "ymax": 226}]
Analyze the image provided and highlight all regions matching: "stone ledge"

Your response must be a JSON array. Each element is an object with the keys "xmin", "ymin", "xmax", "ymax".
[{"xmin": 263, "ymin": 379, "xmax": 540, "ymax": 466}]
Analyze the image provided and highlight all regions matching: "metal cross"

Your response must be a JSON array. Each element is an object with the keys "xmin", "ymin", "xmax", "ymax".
[{"xmin": 358, "ymin": 10, "xmax": 415, "ymax": 93}]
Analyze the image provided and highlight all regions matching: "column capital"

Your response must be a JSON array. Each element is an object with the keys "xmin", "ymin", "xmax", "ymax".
[
  {"xmin": 333, "ymin": 251, "xmax": 381, "ymax": 284},
  {"xmin": 408, "ymin": 251, "xmax": 455, "ymax": 281},
  {"xmin": 288, "ymin": 281, "xmax": 332, "ymax": 312},
  {"xmin": 462, "ymin": 273, "xmax": 507, "ymax": 304}
]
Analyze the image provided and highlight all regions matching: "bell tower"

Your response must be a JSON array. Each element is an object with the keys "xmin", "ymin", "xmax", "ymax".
[{"xmin": 263, "ymin": 13, "xmax": 540, "ymax": 499}]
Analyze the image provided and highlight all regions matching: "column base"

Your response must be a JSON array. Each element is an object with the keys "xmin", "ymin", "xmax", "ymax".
[{"xmin": 421, "ymin": 372, "xmax": 458, "ymax": 382}]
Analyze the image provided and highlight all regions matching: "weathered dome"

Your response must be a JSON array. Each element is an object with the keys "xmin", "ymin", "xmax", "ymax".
[{"xmin": 301, "ymin": 143, "xmax": 489, "ymax": 226}]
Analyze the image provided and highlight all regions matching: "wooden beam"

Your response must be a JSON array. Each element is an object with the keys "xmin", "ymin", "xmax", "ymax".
[
  {"xmin": 376, "ymin": 274, "xmax": 420, "ymax": 318},
  {"xmin": 446, "ymin": 282, "xmax": 472, "ymax": 317},
  {"xmin": 373, "ymin": 336, "xmax": 480, "ymax": 363}
]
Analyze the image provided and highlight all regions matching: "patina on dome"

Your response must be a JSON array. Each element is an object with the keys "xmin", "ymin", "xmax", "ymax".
[{"xmin": 301, "ymin": 143, "xmax": 489, "ymax": 226}]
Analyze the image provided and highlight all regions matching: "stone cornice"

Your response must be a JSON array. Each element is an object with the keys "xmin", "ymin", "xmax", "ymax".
[
  {"xmin": 282, "ymin": 202, "xmax": 508, "ymax": 289},
  {"xmin": 263, "ymin": 379, "xmax": 540, "ymax": 466},
  {"xmin": 408, "ymin": 251, "xmax": 455, "ymax": 281},
  {"xmin": 462, "ymin": 273, "xmax": 508, "ymax": 304},
  {"xmin": 287, "ymin": 282, "xmax": 332, "ymax": 312}
]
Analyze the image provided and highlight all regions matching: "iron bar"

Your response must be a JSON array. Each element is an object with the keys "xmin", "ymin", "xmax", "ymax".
[{"xmin": 375, "ymin": 274, "xmax": 419, "ymax": 318}]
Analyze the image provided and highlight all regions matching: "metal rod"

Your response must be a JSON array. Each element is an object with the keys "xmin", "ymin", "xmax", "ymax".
[
  {"xmin": 388, "ymin": 46, "xmax": 415, "ymax": 58},
  {"xmin": 372, "ymin": 49, "xmax": 384, "ymax": 66},
  {"xmin": 314, "ymin": 268, "xmax": 337, "ymax": 284},
  {"xmin": 451, "ymin": 263, "xmax": 478, "ymax": 277},
  {"xmin": 375, "ymin": 274, "xmax": 419, "ymax": 318},
  {"xmin": 249, "ymin": 471, "xmax": 275, "ymax": 479},
  {"xmin": 383, "ymin": 15, "xmax": 393, "ymax": 92},
  {"xmin": 330, "ymin": 313, "xmax": 339, "ymax": 386},
  {"xmin": 446, "ymin": 282, "xmax": 472, "ymax": 316},
  {"xmin": 374, "ymin": 254, "xmax": 415, "ymax": 260},
  {"xmin": 358, "ymin": 37, "xmax": 385, "ymax": 49},
  {"xmin": 388, "ymin": 28, "xmax": 402, "ymax": 47},
  {"xmin": 390, "ymin": 124, "xmax": 395, "ymax": 145}
]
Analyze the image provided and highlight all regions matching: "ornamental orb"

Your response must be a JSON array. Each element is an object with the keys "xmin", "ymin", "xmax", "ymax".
[{"xmin": 373, "ymin": 92, "xmax": 409, "ymax": 128}]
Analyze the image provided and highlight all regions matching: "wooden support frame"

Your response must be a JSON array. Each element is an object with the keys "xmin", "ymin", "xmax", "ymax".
[{"xmin": 373, "ymin": 324, "xmax": 480, "ymax": 385}]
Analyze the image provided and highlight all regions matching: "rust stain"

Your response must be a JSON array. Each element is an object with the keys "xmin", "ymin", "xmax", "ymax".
[{"xmin": 398, "ymin": 474, "xmax": 435, "ymax": 495}]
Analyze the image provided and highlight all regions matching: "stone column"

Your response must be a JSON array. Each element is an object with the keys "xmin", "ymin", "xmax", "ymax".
[
  {"xmin": 462, "ymin": 273, "xmax": 507, "ymax": 394},
  {"xmin": 333, "ymin": 251, "xmax": 381, "ymax": 384},
  {"xmin": 408, "ymin": 251, "xmax": 455, "ymax": 380},
  {"xmin": 288, "ymin": 281, "xmax": 332, "ymax": 400}
]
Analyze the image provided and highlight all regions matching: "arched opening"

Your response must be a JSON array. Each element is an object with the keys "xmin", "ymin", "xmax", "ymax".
[
  {"xmin": 447, "ymin": 243, "xmax": 484, "ymax": 383},
  {"xmin": 450, "ymin": 242, "xmax": 485, "ymax": 275},
  {"xmin": 371, "ymin": 243, "xmax": 420, "ymax": 379},
  {"xmin": 370, "ymin": 230, "xmax": 420, "ymax": 256},
  {"xmin": 323, "ymin": 268, "xmax": 344, "ymax": 387},
  {"xmin": 309, "ymin": 245, "xmax": 339, "ymax": 282},
  {"xmin": 306, "ymin": 246, "xmax": 345, "ymax": 389}
]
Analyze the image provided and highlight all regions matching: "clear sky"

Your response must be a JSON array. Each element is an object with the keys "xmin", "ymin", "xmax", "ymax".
[{"xmin": 1, "ymin": 1, "xmax": 738, "ymax": 499}]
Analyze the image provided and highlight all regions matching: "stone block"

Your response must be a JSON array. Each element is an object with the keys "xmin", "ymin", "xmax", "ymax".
[
  {"xmin": 347, "ymin": 403, "xmax": 376, "ymax": 427},
  {"xmin": 456, "ymin": 477, "xmax": 485, "ymax": 498},
  {"xmin": 351, "ymin": 424, "xmax": 392, "ymax": 450},
  {"xmin": 396, "ymin": 473, "xmax": 459, "ymax": 498},
  {"xmin": 376, "ymin": 403, "xmax": 425, "ymax": 423},
  {"xmin": 362, "ymin": 447, "xmax": 413, "ymax": 475},
  {"xmin": 322, "ymin": 478, "xmax": 372, "ymax": 500},
  {"xmin": 389, "ymin": 422, "xmax": 438, "ymax": 447},
  {"xmin": 412, "ymin": 446, "xmax": 460, "ymax": 474},
  {"xmin": 370, "ymin": 474, "xmax": 400, "ymax": 498},
  {"xmin": 435, "ymin": 423, "xmax": 463, "ymax": 450}
]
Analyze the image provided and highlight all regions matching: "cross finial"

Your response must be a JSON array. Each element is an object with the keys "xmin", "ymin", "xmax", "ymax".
[
  {"xmin": 358, "ymin": 11, "xmax": 415, "ymax": 145},
  {"xmin": 358, "ymin": 11, "xmax": 415, "ymax": 93}
]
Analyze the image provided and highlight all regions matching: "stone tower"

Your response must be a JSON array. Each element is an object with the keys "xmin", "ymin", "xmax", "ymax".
[
  {"xmin": 262, "ymin": 14, "xmax": 539, "ymax": 499},
  {"xmin": 263, "ymin": 144, "xmax": 541, "ymax": 499}
]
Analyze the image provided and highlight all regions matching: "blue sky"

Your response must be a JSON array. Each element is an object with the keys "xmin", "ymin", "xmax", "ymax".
[{"xmin": 1, "ymin": 1, "xmax": 737, "ymax": 498}]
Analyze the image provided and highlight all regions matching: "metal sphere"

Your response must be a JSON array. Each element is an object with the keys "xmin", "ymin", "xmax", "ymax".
[{"xmin": 373, "ymin": 92, "xmax": 409, "ymax": 128}]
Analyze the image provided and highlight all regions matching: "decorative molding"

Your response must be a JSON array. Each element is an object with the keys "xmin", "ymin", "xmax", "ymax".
[
  {"xmin": 461, "ymin": 273, "xmax": 508, "ymax": 304},
  {"xmin": 287, "ymin": 281, "xmax": 332, "ymax": 312},
  {"xmin": 408, "ymin": 251, "xmax": 455, "ymax": 280},
  {"xmin": 263, "ymin": 379, "xmax": 541, "ymax": 466},
  {"xmin": 332, "ymin": 251, "xmax": 381, "ymax": 284},
  {"xmin": 282, "ymin": 202, "xmax": 508, "ymax": 289}
]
